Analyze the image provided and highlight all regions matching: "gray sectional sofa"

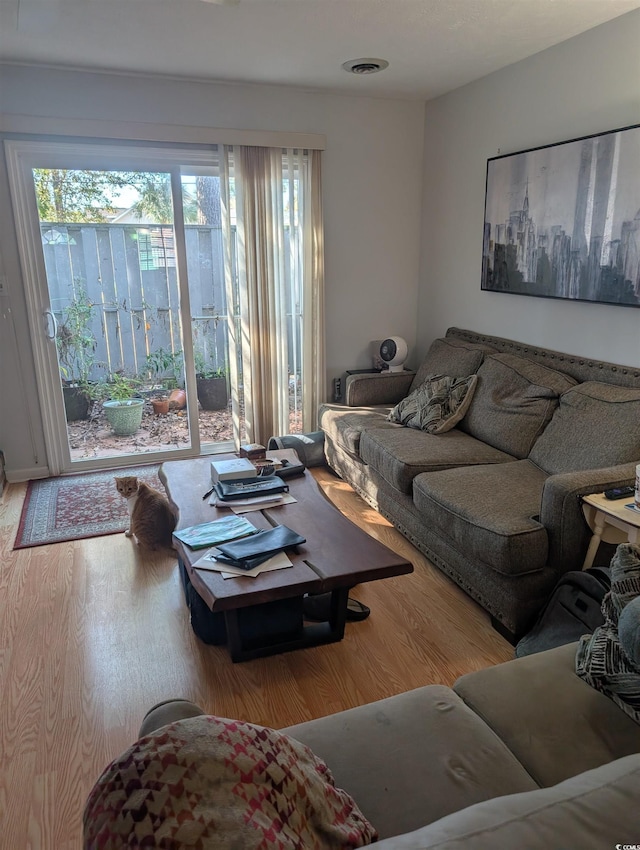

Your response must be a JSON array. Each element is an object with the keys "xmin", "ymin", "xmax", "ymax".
[
  {"xmin": 320, "ymin": 327, "xmax": 640, "ymax": 641},
  {"xmin": 111, "ymin": 639, "xmax": 640, "ymax": 848},
  {"xmin": 86, "ymin": 544, "xmax": 640, "ymax": 847},
  {"xmin": 284, "ymin": 642, "xmax": 640, "ymax": 848}
]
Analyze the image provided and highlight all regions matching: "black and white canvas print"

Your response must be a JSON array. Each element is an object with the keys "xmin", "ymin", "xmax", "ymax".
[{"xmin": 482, "ymin": 125, "xmax": 640, "ymax": 307}]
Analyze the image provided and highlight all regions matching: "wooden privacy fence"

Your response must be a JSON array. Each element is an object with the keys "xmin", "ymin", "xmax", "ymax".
[
  {"xmin": 42, "ymin": 222, "xmax": 231, "ymax": 382},
  {"xmin": 42, "ymin": 221, "xmax": 303, "ymax": 385}
]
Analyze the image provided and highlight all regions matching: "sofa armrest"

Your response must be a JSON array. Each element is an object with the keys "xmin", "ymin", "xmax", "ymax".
[
  {"xmin": 345, "ymin": 371, "xmax": 415, "ymax": 407},
  {"xmin": 540, "ymin": 462, "xmax": 637, "ymax": 572}
]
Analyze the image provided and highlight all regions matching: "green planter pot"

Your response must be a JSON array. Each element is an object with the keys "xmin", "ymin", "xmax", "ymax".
[{"xmin": 103, "ymin": 399, "xmax": 144, "ymax": 436}]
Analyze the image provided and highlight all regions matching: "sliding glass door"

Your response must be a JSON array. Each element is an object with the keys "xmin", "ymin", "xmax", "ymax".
[
  {"xmin": 5, "ymin": 141, "xmax": 231, "ymax": 474},
  {"xmin": 6, "ymin": 139, "xmax": 319, "ymax": 476}
]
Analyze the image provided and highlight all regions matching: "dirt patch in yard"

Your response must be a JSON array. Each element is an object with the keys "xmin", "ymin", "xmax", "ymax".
[
  {"xmin": 67, "ymin": 400, "xmax": 301, "ymax": 461},
  {"xmin": 67, "ymin": 402, "xmax": 233, "ymax": 460}
]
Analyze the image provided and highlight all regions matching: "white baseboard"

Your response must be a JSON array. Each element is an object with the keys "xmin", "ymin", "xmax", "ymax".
[{"xmin": 6, "ymin": 466, "xmax": 51, "ymax": 484}]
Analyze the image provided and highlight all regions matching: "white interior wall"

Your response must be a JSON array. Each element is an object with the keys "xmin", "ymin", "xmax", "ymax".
[
  {"xmin": 2, "ymin": 11, "xmax": 638, "ymax": 482},
  {"xmin": 0, "ymin": 68, "xmax": 424, "ymax": 479},
  {"xmin": 418, "ymin": 10, "xmax": 640, "ymax": 369}
]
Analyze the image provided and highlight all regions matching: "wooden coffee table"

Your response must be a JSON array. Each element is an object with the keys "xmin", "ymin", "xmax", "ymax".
[{"xmin": 160, "ymin": 452, "xmax": 412, "ymax": 661}]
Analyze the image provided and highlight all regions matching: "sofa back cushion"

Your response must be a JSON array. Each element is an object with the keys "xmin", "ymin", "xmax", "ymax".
[
  {"xmin": 409, "ymin": 337, "xmax": 494, "ymax": 394},
  {"xmin": 459, "ymin": 353, "xmax": 577, "ymax": 459},
  {"xmin": 454, "ymin": 641, "xmax": 640, "ymax": 788},
  {"xmin": 529, "ymin": 381, "xmax": 640, "ymax": 474}
]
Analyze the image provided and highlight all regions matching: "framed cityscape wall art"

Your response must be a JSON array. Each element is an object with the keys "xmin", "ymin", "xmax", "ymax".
[{"xmin": 481, "ymin": 124, "xmax": 640, "ymax": 307}]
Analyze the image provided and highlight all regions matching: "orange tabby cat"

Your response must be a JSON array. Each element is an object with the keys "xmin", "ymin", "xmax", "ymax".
[{"xmin": 115, "ymin": 476, "xmax": 177, "ymax": 551}]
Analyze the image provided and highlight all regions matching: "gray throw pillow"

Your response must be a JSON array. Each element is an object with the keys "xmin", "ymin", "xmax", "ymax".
[
  {"xmin": 619, "ymin": 597, "xmax": 640, "ymax": 669},
  {"xmin": 388, "ymin": 374, "xmax": 478, "ymax": 434}
]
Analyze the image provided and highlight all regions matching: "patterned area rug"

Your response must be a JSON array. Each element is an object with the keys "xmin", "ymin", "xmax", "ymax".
[{"xmin": 14, "ymin": 465, "xmax": 163, "ymax": 549}]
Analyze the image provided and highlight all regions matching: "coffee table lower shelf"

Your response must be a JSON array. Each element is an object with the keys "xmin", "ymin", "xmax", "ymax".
[{"xmin": 179, "ymin": 560, "xmax": 350, "ymax": 662}]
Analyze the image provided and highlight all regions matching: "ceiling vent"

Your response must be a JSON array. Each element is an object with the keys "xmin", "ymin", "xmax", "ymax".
[{"xmin": 342, "ymin": 58, "xmax": 389, "ymax": 75}]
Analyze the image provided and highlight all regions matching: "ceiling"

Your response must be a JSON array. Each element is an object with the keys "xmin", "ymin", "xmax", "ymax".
[{"xmin": 1, "ymin": 0, "xmax": 639, "ymax": 101}]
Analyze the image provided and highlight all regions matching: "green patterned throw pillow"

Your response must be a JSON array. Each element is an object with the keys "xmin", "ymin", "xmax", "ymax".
[{"xmin": 388, "ymin": 373, "xmax": 478, "ymax": 434}]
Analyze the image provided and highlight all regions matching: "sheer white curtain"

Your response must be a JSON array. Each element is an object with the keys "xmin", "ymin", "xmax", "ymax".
[{"xmin": 220, "ymin": 145, "xmax": 324, "ymax": 448}]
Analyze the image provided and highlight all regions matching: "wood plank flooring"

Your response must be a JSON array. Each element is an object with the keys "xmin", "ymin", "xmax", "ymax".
[{"xmin": 0, "ymin": 465, "xmax": 512, "ymax": 850}]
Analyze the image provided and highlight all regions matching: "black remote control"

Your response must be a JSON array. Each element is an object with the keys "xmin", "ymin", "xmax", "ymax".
[{"xmin": 603, "ymin": 486, "xmax": 635, "ymax": 500}]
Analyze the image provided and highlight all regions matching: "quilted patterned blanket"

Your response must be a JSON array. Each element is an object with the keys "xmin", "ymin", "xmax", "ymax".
[{"xmin": 83, "ymin": 714, "xmax": 377, "ymax": 849}]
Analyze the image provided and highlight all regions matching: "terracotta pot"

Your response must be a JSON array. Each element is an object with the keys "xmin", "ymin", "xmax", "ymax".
[
  {"xmin": 168, "ymin": 388, "xmax": 187, "ymax": 410},
  {"xmin": 152, "ymin": 397, "xmax": 170, "ymax": 415}
]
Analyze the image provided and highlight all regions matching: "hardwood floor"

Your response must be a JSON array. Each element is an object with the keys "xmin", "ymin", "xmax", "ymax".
[{"xmin": 0, "ymin": 465, "xmax": 512, "ymax": 850}]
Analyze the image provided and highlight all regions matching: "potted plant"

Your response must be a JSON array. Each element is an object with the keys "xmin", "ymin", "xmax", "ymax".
[
  {"xmin": 195, "ymin": 355, "xmax": 229, "ymax": 411},
  {"xmin": 56, "ymin": 284, "xmax": 97, "ymax": 421},
  {"xmin": 145, "ymin": 348, "xmax": 183, "ymax": 416},
  {"xmin": 102, "ymin": 372, "xmax": 145, "ymax": 435},
  {"xmin": 151, "ymin": 396, "xmax": 171, "ymax": 416}
]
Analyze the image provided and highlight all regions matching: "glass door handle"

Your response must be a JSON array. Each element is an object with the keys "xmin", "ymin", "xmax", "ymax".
[{"xmin": 44, "ymin": 309, "xmax": 58, "ymax": 340}]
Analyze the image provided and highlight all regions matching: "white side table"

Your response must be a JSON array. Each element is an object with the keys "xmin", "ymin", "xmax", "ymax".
[{"xmin": 581, "ymin": 492, "xmax": 640, "ymax": 570}]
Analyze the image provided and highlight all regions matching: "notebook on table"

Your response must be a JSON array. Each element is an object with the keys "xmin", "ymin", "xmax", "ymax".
[{"xmin": 214, "ymin": 475, "xmax": 289, "ymax": 502}]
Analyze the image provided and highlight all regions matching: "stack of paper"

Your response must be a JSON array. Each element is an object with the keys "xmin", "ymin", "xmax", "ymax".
[{"xmin": 209, "ymin": 492, "xmax": 296, "ymax": 513}]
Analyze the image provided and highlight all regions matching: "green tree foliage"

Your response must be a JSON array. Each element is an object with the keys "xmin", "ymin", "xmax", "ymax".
[
  {"xmin": 33, "ymin": 169, "xmax": 174, "ymax": 224},
  {"xmin": 33, "ymin": 168, "xmax": 230, "ymax": 226},
  {"xmin": 128, "ymin": 173, "xmax": 173, "ymax": 223},
  {"xmin": 34, "ymin": 169, "xmax": 134, "ymax": 223}
]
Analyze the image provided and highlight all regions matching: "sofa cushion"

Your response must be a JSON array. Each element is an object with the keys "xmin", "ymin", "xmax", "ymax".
[
  {"xmin": 459, "ymin": 353, "xmax": 577, "ymax": 459},
  {"xmin": 360, "ymin": 427, "xmax": 515, "ymax": 495},
  {"xmin": 529, "ymin": 381, "xmax": 640, "ymax": 474},
  {"xmin": 454, "ymin": 642, "xmax": 640, "ymax": 788},
  {"xmin": 284, "ymin": 685, "xmax": 537, "ymax": 842},
  {"xmin": 409, "ymin": 337, "xmax": 495, "ymax": 393},
  {"xmin": 388, "ymin": 374, "xmax": 478, "ymax": 434},
  {"xmin": 412, "ymin": 460, "xmax": 549, "ymax": 576},
  {"xmin": 373, "ymin": 753, "xmax": 640, "ymax": 850},
  {"xmin": 319, "ymin": 403, "xmax": 399, "ymax": 458}
]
